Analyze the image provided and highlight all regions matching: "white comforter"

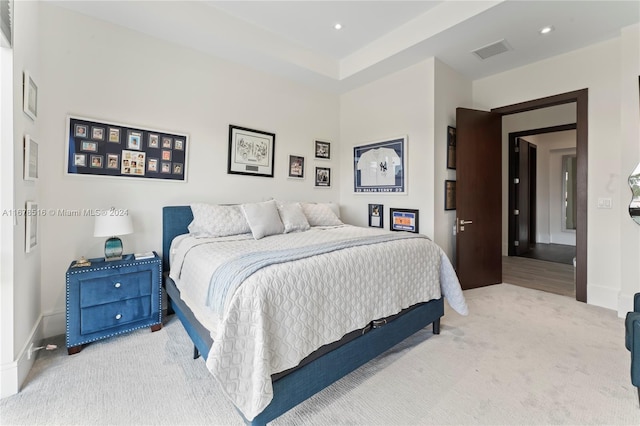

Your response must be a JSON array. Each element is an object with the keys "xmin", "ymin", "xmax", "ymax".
[{"xmin": 170, "ymin": 225, "xmax": 467, "ymax": 420}]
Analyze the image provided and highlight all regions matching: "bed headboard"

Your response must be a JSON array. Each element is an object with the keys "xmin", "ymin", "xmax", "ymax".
[{"xmin": 162, "ymin": 206, "xmax": 193, "ymax": 272}]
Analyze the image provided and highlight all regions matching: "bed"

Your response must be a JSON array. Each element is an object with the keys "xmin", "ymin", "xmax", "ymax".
[{"xmin": 162, "ymin": 202, "xmax": 467, "ymax": 425}]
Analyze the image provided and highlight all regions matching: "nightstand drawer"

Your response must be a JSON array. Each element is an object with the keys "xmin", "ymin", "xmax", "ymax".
[
  {"xmin": 80, "ymin": 296, "xmax": 152, "ymax": 334},
  {"xmin": 79, "ymin": 270, "xmax": 152, "ymax": 307}
]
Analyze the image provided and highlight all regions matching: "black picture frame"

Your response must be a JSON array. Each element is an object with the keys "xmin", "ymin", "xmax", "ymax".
[
  {"xmin": 447, "ymin": 126, "xmax": 456, "ymax": 170},
  {"xmin": 389, "ymin": 208, "xmax": 419, "ymax": 233},
  {"xmin": 228, "ymin": 125, "xmax": 275, "ymax": 177},
  {"xmin": 368, "ymin": 204, "xmax": 384, "ymax": 228},
  {"xmin": 288, "ymin": 155, "xmax": 305, "ymax": 179},
  {"xmin": 445, "ymin": 180, "xmax": 456, "ymax": 210},
  {"xmin": 315, "ymin": 166, "xmax": 330, "ymax": 187},
  {"xmin": 314, "ymin": 140, "xmax": 330, "ymax": 160}
]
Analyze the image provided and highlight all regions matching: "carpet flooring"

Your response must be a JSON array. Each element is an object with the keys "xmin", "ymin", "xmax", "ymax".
[{"xmin": 1, "ymin": 283, "xmax": 638, "ymax": 425}]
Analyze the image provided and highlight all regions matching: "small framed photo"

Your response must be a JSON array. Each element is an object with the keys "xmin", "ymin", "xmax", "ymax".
[
  {"xmin": 173, "ymin": 163, "xmax": 183, "ymax": 174},
  {"xmin": 368, "ymin": 204, "xmax": 383, "ymax": 228},
  {"xmin": 390, "ymin": 208, "xmax": 419, "ymax": 233},
  {"xmin": 148, "ymin": 158, "xmax": 158, "ymax": 172},
  {"xmin": 315, "ymin": 166, "xmax": 330, "ymax": 187},
  {"xmin": 447, "ymin": 126, "xmax": 456, "ymax": 170},
  {"xmin": 288, "ymin": 155, "xmax": 304, "ymax": 179},
  {"xmin": 162, "ymin": 137, "xmax": 172, "ymax": 149},
  {"xmin": 74, "ymin": 124, "xmax": 88, "ymax": 138},
  {"xmin": 228, "ymin": 125, "xmax": 275, "ymax": 177},
  {"xmin": 91, "ymin": 126, "xmax": 105, "ymax": 141},
  {"xmin": 162, "ymin": 150, "xmax": 172, "ymax": 161},
  {"xmin": 106, "ymin": 154, "xmax": 119, "ymax": 169},
  {"xmin": 108, "ymin": 127, "xmax": 121, "ymax": 143},
  {"xmin": 23, "ymin": 71, "xmax": 37, "ymax": 121},
  {"xmin": 174, "ymin": 139, "xmax": 184, "ymax": 150},
  {"xmin": 74, "ymin": 153, "xmax": 87, "ymax": 167},
  {"xmin": 81, "ymin": 141, "xmax": 98, "ymax": 152},
  {"xmin": 314, "ymin": 140, "xmax": 330, "ymax": 160},
  {"xmin": 445, "ymin": 180, "xmax": 456, "ymax": 210},
  {"xmin": 24, "ymin": 135, "xmax": 38, "ymax": 181},
  {"xmin": 25, "ymin": 201, "xmax": 38, "ymax": 253},
  {"xmin": 127, "ymin": 130, "xmax": 142, "ymax": 150},
  {"xmin": 161, "ymin": 162, "xmax": 171, "ymax": 174},
  {"xmin": 148, "ymin": 134, "xmax": 159, "ymax": 148},
  {"xmin": 90, "ymin": 155, "xmax": 103, "ymax": 168}
]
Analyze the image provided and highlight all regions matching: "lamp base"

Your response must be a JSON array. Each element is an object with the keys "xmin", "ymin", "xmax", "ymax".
[{"xmin": 104, "ymin": 236, "xmax": 123, "ymax": 261}]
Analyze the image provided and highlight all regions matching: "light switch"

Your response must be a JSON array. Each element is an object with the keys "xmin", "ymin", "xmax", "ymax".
[{"xmin": 597, "ymin": 198, "xmax": 612, "ymax": 209}]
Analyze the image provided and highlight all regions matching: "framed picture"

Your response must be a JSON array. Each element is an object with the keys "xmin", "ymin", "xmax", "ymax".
[
  {"xmin": 368, "ymin": 204, "xmax": 384, "ymax": 228},
  {"xmin": 288, "ymin": 155, "xmax": 305, "ymax": 179},
  {"xmin": 445, "ymin": 180, "xmax": 457, "ymax": 210},
  {"xmin": 106, "ymin": 154, "xmax": 119, "ymax": 169},
  {"xmin": 314, "ymin": 140, "xmax": 331, "ymax": 160},
  {"xmin": 24, "ymin": 135, "xmax": 38, "ymax": 181},
  {"xmin": 390, "ymin": 208, "xmax": 419, "ymax": 233},
  {"xmin": 74, "ymin": 124, "xmax": 88, "ymax": 138},
  {"xmin": 81, "ymin": 141, "xmax": 98, "ymax": 152},
  {"xmin": 161, "ymin": 162, "xmax": 171, "ymax": 174},
  {"xmin": 148, "ymin": 158, "xmax": 158, "ymax": 172},
  {"xmin": 354, "ymin": 136, "xmax": 407, "ymax": 194},
  {"xmin": 315, "ymin": 166, "xmax": 330, "ymax": 187},
  {"xmin": 66, "ymin": 115, "xmax": 188, "ymax": 181},
  {"xmin": 91, "ymin": 127, "xmax": 105, "ymax": 141},
  {"xmin": 108, "ymin": 127, "xmax": 121, "ymax": 143},
  {"xmin": 162, "ymin": 137, "xmax": 172, "ymax": 149},
  {"xmin": 228, "ymin": 125, "xmax": 275, "ymax": 177},
  {"xmin": 74, "ymin": 154, "xmax": 86, "ymax": 167},
  {"xmin": 148, "ymin": 134, "xmax": 159, "ymax": 148},
  {"xmin": 127, "ymin": 130, "xmax": 142, "ymax": 150},
  {"xmin": 23, "ymin": 71, "xmax": 37, "ymax": 120},
  {"xmin": 447, "ymin": 126, "xmax": 456, "ymax": 170},
  {"xmin": 25, "ymin": 201, "xmax": 38, "ymax": 253}
]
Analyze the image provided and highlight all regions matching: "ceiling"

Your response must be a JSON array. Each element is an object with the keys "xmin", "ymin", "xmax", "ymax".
[{"xmin": 51, "ymin": 0, "xmax": 640, "ymax": 93}]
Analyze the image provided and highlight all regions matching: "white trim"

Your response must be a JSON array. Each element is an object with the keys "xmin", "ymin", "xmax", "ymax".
[{"xmin": 1, "ymin": 314, "xmax": 43, "ymax": 399}]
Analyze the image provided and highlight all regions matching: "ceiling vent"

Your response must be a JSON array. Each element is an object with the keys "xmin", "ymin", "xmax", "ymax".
[{"xmin": 472, "ymin": 39, "xmax": 511, "ymax": 60}]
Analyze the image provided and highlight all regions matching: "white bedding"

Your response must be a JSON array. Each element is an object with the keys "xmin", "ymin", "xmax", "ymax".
[{"xmin": 169, "ymin": 225, "xmax": 467, "ymax": 420}]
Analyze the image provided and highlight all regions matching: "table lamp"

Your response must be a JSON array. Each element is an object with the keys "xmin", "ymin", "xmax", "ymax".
[{"xmin": 93, "ymin": 210, "xmax": 133, "ymax": 261}]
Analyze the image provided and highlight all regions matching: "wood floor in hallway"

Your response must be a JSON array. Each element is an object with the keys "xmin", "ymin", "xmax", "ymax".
[{"xmin": 502, "ymin": 256, "xmax": 575, "ymax": 298}]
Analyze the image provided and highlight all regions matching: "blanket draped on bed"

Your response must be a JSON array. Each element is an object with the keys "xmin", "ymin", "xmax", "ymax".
[{"xmin": 206, "ymin": 232, "xmax": 424, "ymax": 317}]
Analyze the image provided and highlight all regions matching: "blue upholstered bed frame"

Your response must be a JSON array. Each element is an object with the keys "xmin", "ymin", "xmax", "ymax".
[{"xmin": 162, "ymin": 206, "xmax": 444, "ymax": 425}]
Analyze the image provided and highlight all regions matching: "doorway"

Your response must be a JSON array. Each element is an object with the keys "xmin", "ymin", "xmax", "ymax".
[{"xmin": 494, "ymin": 90, "xmax": 587, "ymax": 302}]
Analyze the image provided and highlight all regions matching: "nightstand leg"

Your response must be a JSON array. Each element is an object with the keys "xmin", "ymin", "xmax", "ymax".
[
  {"xmin": 67, "ymin": 345, "xmax": 82, "ymax": 355},
  {"xmin": 151, "ymin": 324, "xmax": 162, "ymax": 332}
]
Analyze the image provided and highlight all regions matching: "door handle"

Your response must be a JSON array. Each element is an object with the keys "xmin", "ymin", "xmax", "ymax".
[{"xmin": 459, "ymin": 219, "xmax": 473, "ymax": 225}]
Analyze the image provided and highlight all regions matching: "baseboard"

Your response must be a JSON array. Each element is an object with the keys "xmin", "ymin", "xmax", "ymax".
[
  {"xmin": 1, "ymin": 315, "xmax": 43, "ymax": 399},
  {"xmin": 618, "ymin": 292, "xmax": 635, "ymax": 318},
  {"xmin": 42, "ymin": 309, "xmax": 65, "ymax": 339},
  {"xmin": 587, "ymin": 284, "xmax": 619, "ymax": 314}
]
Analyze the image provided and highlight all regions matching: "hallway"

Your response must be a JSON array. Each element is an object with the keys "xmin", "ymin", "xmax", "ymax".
[{"xmin": 503, "ymin": 255, "xmax": 575, "ymax": 297}]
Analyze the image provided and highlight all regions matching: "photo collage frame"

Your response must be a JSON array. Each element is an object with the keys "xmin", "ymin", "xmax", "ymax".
[{"xmin": 66, "ymin": 116, "xmax": 188, "ymax": 181}]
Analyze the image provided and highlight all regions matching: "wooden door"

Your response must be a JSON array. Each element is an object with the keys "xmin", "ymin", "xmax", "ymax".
[{"xmin": 455, "ymin": 108, "xmax": 502, "ymax": 289}]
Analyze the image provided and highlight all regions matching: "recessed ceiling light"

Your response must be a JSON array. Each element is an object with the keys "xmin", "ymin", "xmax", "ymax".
[
  {"xmin": 539, "ymin": 25, "xmax": 554, "ymax": 35},
  {"xmin": 334, "ymin": 23, "xmax": 342, "ymax": 30}
]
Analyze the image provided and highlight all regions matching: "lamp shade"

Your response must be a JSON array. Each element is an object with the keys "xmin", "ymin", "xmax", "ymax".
[{"xmin": 93, "ymin": 211, "xmax": 133, "ymax": 237}]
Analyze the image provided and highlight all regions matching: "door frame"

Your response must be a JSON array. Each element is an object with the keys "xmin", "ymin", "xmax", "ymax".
[
  {"xmin": 508, "ymin": 124, "xmax": 577, "ymax": 256},
  {"xmin": 493, "ymin": 89, "xmax": 588, "ymax": 302}
]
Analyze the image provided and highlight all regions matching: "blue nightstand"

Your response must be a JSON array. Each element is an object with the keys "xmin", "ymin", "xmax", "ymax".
[{"xmin": 65, "ymin": 253, "xmax": 162, "ymax": 355}]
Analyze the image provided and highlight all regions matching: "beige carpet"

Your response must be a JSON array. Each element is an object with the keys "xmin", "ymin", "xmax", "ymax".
[{"xmin": 1, "ymin": 283, "xmax": 638, "ymax": 425}]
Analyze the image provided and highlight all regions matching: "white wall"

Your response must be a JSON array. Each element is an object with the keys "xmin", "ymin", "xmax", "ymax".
[
  {"xmin": 433, "ymin": 59, "xmax": 472, "ymax": 262},
  {"xmin": 339, "ymin": 59, "xmax": 434, "ymax": 238},
  {"xmin": 0, "ymin": 0, "xmax": 43, "ymax": 398},
  {"xmin": 36, "ymin": 4, "xmax": 340, "ymax": 338},
  {"xmin": 525, "ymin": 131, "xmax": 577, "ymax": 246},
  {"xmin": 474, "ymin": 30, "xmax": 640, "ymax": 313}
]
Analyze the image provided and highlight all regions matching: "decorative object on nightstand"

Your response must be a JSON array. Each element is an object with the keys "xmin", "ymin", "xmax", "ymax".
[
  {"xmin": 65, "ymin": 252, "xmax": 162, "ymax": 355},
  {"xmin": 93, "ymin": 208, "xmax": 133, "ymax": 261},
  {"xmin": 71, "ymin": 256, "xmax": 91, "ymax": 268}
]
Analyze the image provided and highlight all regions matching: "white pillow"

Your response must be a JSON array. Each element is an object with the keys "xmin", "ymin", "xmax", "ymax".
[
  {"xmin": 277, "ymin": 202, "xmax": 310, "ymax": 233},
  {"xmin": 241, "ymin": 200, "xmax": 285, "ymax": 240},
  {"xmin": 301, "ymin": 202, "xmax": 343, "ymax": 226},
  {"xmin": 188, "ymin": 203, "xmax": 250, "ymax": 237}
]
